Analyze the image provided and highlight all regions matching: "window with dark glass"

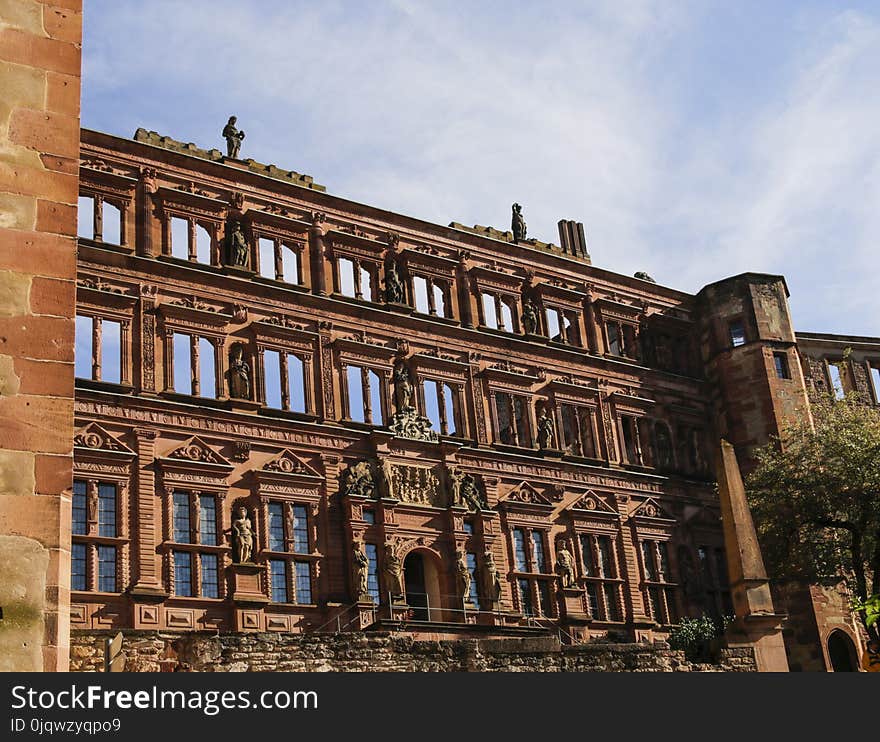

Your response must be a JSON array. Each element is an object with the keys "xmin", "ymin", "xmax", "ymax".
[
  {"xmin": 518, "ymin": 578, "xmax": 534, "ymax": 616},
  {"xmin": 172, "ymin": 491, "xmax": 191, "ymax": 543},
  {"xmin": 493, "ymin": 392, "xmax": 532, "ymax": 447},
  {"xmin": 294, "ymin": 561, "xmax": 312, "ymax": 604},
  {"xmin": 773, "ymin": 352, "xmax": 790, "ymax": 380},
  {"xmin": 513, "ymin": 528, "xmax": 528, "ymax": 571},
  {"xmin": 268, "ymin": 502, "xmax": 285, "ymax": 551},
  {"xmin": 363, "ymin": 508, "xmax": 375, "ymax": 525},
  {"xmin": 93, "ymin": 533, "xmax": 117, "ymax": 588},
  {"xmin": 597, "ymin": 536, "xmax": 614, "ymax": 578},
  {"xmin": 462, "ymin": 521, "xmax": 474, "ymax": 536},
  {"xmin": 466, "ymin": 552, "xmax": 480, "ymax": 606},
  {"xmin": 580, "ymin": 534, "xmax": 596, "ymax": 576},
  {"xmin": 560, "ymin": 404, "xmax": 597, "ymax": 458},
  {"xmin": 270, "ymin": 559, "xmax": 288, "ymax": 603},
  {"xmin": 365, "ymin": 543, "xmax": 380, "ymax": 603},
  {"xmin": 173, "ymin": 551, "xmax": 192, "ymax": 597},
  {"xmin": 72, "ymin": 480, "xmax": 87, "ymax": 535},
  {"xmin": 585, "ymin": 583, "xmax": 600, "ymax": 616},
  {"xmin": 200, "ymin": 553, "xmax": 219, "ymax": 598},
  {"xmin": 641, "ymin": 541, "xmax": 656, "ymax": 581},
  {"xmin": 291, "ymin": 505, "xmax": 309, "ymax": 553},
  {"xmin": 604, "ymin": 584, "xmax": 621, "ymax": 621},
  {"xmin": 531, "ymin": 531, "xmax": 547, "ymax": 573},
  {"xmin": 729, "ymin": 320, "xmax": 746, "ymax": 348},
  {"xmin": 536, "ymin": 581, "xmax": 553, "ymax": 617},
  {"xmin": 606, "ymin": 322, "xmax": 621, "ymax": 356},
  {"xmin": 97, "ymin": 483, "xmax": 116, "ymax": 538},
  {"xmin": 198, "ymin": 494, "xmax": 217, "ymax": 546},
  {"xmin": 71, "ymin": 543, "xmax": 87, "ymax": 591}
]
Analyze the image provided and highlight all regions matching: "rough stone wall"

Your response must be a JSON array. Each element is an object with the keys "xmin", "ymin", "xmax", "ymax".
[
  {"xmin": 0, "ymin": 0, "xmax": 82, "ymax": 671},
  {"xmin": 69, "ymin": 631, "xmax": 756, "ymax": 673}
]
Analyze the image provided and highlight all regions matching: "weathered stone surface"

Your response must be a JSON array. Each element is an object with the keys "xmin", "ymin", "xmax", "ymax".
[
  {"xmin": 69, "ymin": 631, "xmax": 757, "ymax": 673},
  {"xmin": 0, "ymin": 535, "xmax": 48, "ymax": 672}
]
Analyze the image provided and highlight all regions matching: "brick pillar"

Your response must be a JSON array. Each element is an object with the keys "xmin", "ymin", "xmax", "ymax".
[{"xmin": 0, "ymin": 0, "xmax": 82, "ymax": 672}]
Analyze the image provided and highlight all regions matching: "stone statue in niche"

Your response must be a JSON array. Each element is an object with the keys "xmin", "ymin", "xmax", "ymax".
[
  {"xmin": 448, "ymin": 466, "xmax": 486, "ymax": 511},
  {"xmin": 384, "ymin": 261, "xmax": 405, "ymax": 304},
  {"xmin": 511, "ymin": 202, "xmax": 527, "ymax": 243},
  {"xmin": 232, "ymin": 506, "xmax": 254, "ymax": 564},
  {"xmin": 482, "ymin": 547, "xmax": 502, "ymax": 604},
  {"xmin": 353, "ymin": 542, "xmax": 370, "ymax": 600},
  {"xmin": 536, "ymin": 407, "xmax": 554, "ymax": 449},
  {"xmin": 521, "ymin": 298, "xmax": 538, "ymax": 335},
  {"xmin": 383, "ymin": 542, "xmax": 404, "ymax": 600},
  {"xmin": 341, "ymin": 460, "xmax": 377, "ymax": 498},
  {"xmin": 393, "ymin": 360, "xmax": 414, "ymax": 412},
  {"xmin": 224, "ymin": 220, "xmax": 249, "ymax": 268},
  {"xmin": 227, "ymin": 343, "xmax": 251, "ymax": 400},
  {"xmin": 223, "ymin": 115, "xmax": 245, "ymax": 158},
  {"xmin": 455, "ymin": 548, "xmax": 472, "ymax": 602},
  {"xmin": 556, "ymin": 539, "xmax": 576, "ymax": 589}
]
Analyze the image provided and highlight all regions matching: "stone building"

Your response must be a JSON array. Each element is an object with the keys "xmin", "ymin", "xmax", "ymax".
[{"xmin": 1, "ymin": 0, "xmax": 874, "ymax": 672}]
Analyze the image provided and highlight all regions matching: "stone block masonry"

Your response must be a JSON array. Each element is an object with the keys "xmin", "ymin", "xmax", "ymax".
[
  {"xmin": 69, "ymin": 631, "xmax": 757, "ymax": 672},
  {"xmin": 0, "ymin": 0, "xmax": 82, "ymax": 671}
]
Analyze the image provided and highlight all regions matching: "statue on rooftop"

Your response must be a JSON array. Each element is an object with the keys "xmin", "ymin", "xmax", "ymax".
[
  {"xmin": 511, "ymin": 203, "xmax": 527, "ymax": 244},
  {"xmin": 223, "ymin": 115, "xmax": 245, "ymax": 159}
]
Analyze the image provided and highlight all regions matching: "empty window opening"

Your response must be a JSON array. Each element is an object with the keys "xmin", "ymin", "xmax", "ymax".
[
  {"xmin": 102, "ymin": 201, "xmax": 122, "ymax": 245},
  {"xmin": 170, "ymin": 216, "xmax": 189, "ymax": 260}
]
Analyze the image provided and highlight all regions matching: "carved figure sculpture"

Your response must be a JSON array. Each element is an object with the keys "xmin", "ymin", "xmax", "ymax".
[
  {"xmin": 228, "ymin": 343, "xmax": 251, "ymax": 399},
  {"xmin": 449, "ymin": 466, "xmax": 485, "ymax": 510},
  {"xmin": 511, "ymin": 202, "xmax": 527, "ymax": 243},
  {"xmin": 223, "ymin": 115, "xmax": 245, "ymax": 158},
  {"xmin": 383, "ymin": 542, "xmax": 404, "ymax": 599},
  {"xmin": 521, "ymin": 298, "xmax": 538, "ymax": 335},
  {"xmin": 455, "ymin": 548, "xmax": 472, "ymax": 602},
  {"xmin": 232, "ymin": 506, "xmax": 254, "ymax": 563},
  {"xmin": 384, "ymin": 261, "xmax": 405, "ymax": 304},
  {"xmin": 556, "ymin": 540, "xmax": 576, "ymax": 588},
  {"xmin": 536, "ymin": 407, "xmax": 554, "ymax": 449},
  {"xmin": 482, "ymin": 547, "xmax": 502, "ymax": 604},
  {"xmin": 393, "ymin": 360, "xmax": 414, "ymax": 412},
  {"xmin": 225, "ymin": 220, "xmax": 249, "ymax": 268},
  {"xmin": 353, "ymin": 542, "xmax": 370, "ymax": 599},
  {"xmin": 341, "ymin": 460, "xmax": 376, "ymax": 498}
]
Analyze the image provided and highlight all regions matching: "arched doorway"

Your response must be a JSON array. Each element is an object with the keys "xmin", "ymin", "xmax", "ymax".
[
  {"xmin": 403, "ymin": 550, "xmax": 442, "ymax": 622},
  {"xmin": 827, "ymin": 630, "xmax": 859, "ymax": 672}
]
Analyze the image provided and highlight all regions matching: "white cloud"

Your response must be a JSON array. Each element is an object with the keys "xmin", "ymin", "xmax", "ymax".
[{"xmin": 81, "ymin": 1, "xmax": 880, "ymax": 335}]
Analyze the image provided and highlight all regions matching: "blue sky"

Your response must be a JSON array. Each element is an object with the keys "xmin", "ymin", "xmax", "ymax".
[{"xmin": 81, "ymin": 1, "xmax": 880, "ymax": 336}]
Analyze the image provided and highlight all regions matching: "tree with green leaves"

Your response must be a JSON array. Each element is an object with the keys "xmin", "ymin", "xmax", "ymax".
[{"xmin": 746, "ymin": 394, "xmax": 880, "ymax": 640}]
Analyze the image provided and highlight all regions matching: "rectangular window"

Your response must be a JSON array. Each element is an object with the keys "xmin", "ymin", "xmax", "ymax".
[
  {"xmin": 287, "ymin": 354, "xmax": 306, "ymax": 413},
  {"xmin": 199, "ymin": 494, "xmax": 217, "ymax": 546},
  {"xmin": 606, "ymin": 322, "xmax": 621, "ymax": 355},
  {"xmin": 365, "ymin": 543, "xmax": 380, "ymax": 603},
  {"xmin": 536, "ymin": 581, "xmax": 553, "ymax": 617},
  {"xmin": 499, "ymin": 299, "xmax": 514, "ymax": 333},
  {"xmin": 77, "ymin": 194, "xmax": 94, "ymax": 239},
  {"xmin": 432, "ymin": 282, "xmax": 446, "ymax": 318},
  {"xmin": 597, "ymin": 536, "xmax": 614, "ymax": 578},
  {"xmin": 641, "ymin": 541, "xmax": 656, "ymax": 581},
  {"xmin": 97, "ymin": 483, "xmax": 116, "ymax": 538},
  {"xmin": 173, "ymin": 491, "xmax": 191, "ymax": 543},
  {"xmin": 102, "ymin": 319, "xmax": 121, "ymax": 384},
  {"xmin": 518, "ymin": 578, "xmax": 534, "ymax": 616},
  {"xmin": 270, "ymin": 559, "xmax": 288, "ymax": 603},
  {"xmin": 466, "ymin": 552, "xmax": 480, "ymax": 607},
  {"xmin": 195, "ymin": 224, "xmax": 211, "ymax": 264},
  {"xmin": 97, "ymin": 545, "xmax": 116, "ymax": 592},
  {"xmin": 101, "ymin": 201, "xmax": 122, "ymax": 245},
  {"xmin": 580, "ymin": 535, "xmax": 595, "ymax": 577},
  {"xmin": 545, "ymin": 307, "xmax": 561, "ymax": 340},
  {"xmin": 75, "ymin": 315, "xmax": 93, "ymax": 379},
  {"xmin": 258, "ymin": 237, "xmax": 275, "ymax": 279},
  {"xmin": 729, "ymin": 320, "xmax": 746, "ymax": 348},
  {"xmin": 481, "ymin": 293, "xmax": 498, "ymax": 329},
  {"xmin": 198, "ymin": 337, "xmax": 216, "ymax": 398},
  {"xmin": 362, "ymin": 508, "xmax": 375, "ymax": 525},
  {"xmin": 462, "ymin": 521, "xmax": 474, "ymax": 536},
  {"xmin": 773, "ymin": 352, "xmax": 790, "ymax": 380},
  {"xmin": 72, "ymin": 543, "xmax": 87, "ymax": 591},
  {"xmin": 423, "ymin": 379, "xmax": 458, "ymax": 436},
  {"xmin": 870, "ymin": 364, "xmax": 880, "ymax": 405},
  {"xmin": 513, "ymin": 529, "xmax": 528, "ymax": 571},
  {"xmin": 413, "ymin": 275, "xmax": 430, "ymax": 314},
  {"xmin": 531, "ymin": 531, "xmax": 547, "ymax": 573},
  {"xmin": 338, "ymin": 257, "xmax": 356, "ymax": 297},
  {"xmin": 828, "ymin": 361, "xmax": 845, "ymax": 400},
  {"xmin": 173, "ymin": 551, "xmax": 192, "ymax": 597},
  {"xmin": 200, "ymin": 553, "xmax": 219, "ymax": 598},
  {"xmin": 170, "ymin": 216, "xmax": 189, "ymax": 260},
  {"xmin": 72, "ymin": 480, "xmax": 87, "ymax": 535},
  {"xmin": 172, "ymin": 332, "xmax": 191, "ymax": 394},
  {"xmin": 291, "ymin": 504, "xmax": 309, "ymax": 553},
  {"xmin": 621, "ymin": 416, "xmax": 640, "ymax": 464},
  {"xmin": 657, "ymin": 541, "xmax": 670, "ymax": 579},
  {"xmin": 585, "ymin": 583, "xmax": 600, "ymax": 618},
  {"xmin": 281, "ymin": 245, "xmax": 299, "ymax": 284},
  {"xmin": 346, "ymin": 365, "xmax": 384, "ymax": 425},
  {"xmin": 263, "ymin": 349, "xmax": 283, "ymax": 408},
  {"xmin": 294, "ymin": 561, "xmax": 312, "ymax": 604},
  {"xmin": 268, "ymin": 502, "xmax": 285, "ymax": 551},
  {"xmin": 604, "ymin": 584, "xmax": 621, "ymax": 621}
]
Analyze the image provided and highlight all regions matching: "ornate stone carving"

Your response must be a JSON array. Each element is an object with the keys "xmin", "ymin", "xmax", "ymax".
[
  {"xmin": 231, "ymin": 505, "xmax": 254, "ymax": 563},
  {"xmin": 382, "ymin": 461, "xmax": 443, "ymax": 506},
  {"xmin": 448, "ymin": 466, "xmax": 487, "ymax": 511},
  {"xmin": 455, "ymin": 548, "xmax": 472, "ymax": 603},
  {"xmin": 167, "ymin": 437, "xmax": 226, "ymax": 465},
  {"xmin": 388, "ymin": 408, "xmax": 439, "ymax": 443},
  {"xmin": 172, "ymin": 295, "xmax": 211, "ymax": 311},
  {"xmin": 353, "ymin": 542, "xmax": 370, "ymax": 601},
  {"xmin": 223, "ymin": 115, "xmax": 245, "ymax": 159},
  {"xmin": 511, "ymin": 202, "xmax": 527, "ymax": 243},
  {"xmin": 224, "ymin": 219, "xmax": 249, "ymax": 268},
  {"xmin": 521, "ymin": 298, "xmax": 538, "ymax": 335},
  {"xmin": 341, "ymin": 460, "xmax": 377, "ymax": 498},
  {"xmin": 556, "ymin": 539, "xmax": 576, "ymax": 588},
  {"xmin": 74, "ymin": 423, "xmax": 127, "ymax": 451},
  {"xmin": 227, "ymin": 342, "xmax": 251, "ymax": 400},
  {"xmin": 482, "ymin": 548, "xmax": 502, "ymax": 605},
  {"xmin": 384, "ymin": 261, "xmax": 405, "ymax": 304},
  {"xmin": 231, "ymin": 441, "xmax": 251, "ymax": 463},
  {"xmin": 536, "ymin": 406, "xmax": 554, "ymax": 449},
  {"xmin": 383, "ymin": 541, "xmax": 404, "ymax": 600}
]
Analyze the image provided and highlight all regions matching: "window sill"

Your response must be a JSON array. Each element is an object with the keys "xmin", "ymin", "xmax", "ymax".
[
  {"xmin": 159, "ymin": 390, "xmax": 229, "ymax": 408},
  {"xmin": 77, "ymin": 237, "xmax": 134, "ymax": 255},
  {"xmin": 252, "ymin": 274, "xmax": 310, "ymax": 293},
  {"xmin": 258, "ymin": 407, "xmax": 319, "ymax": 423}
]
